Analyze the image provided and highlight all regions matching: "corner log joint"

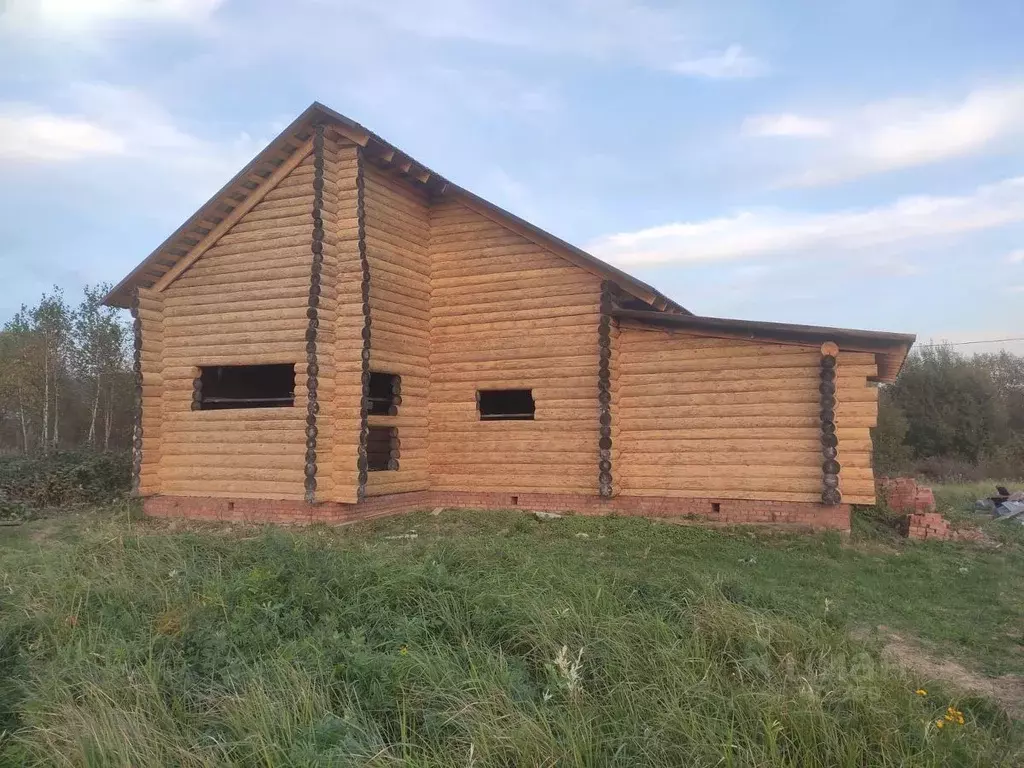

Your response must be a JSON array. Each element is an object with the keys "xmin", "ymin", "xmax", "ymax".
[
  {"xmin": 304, "ymin": 123, "xmax": 326, "ymax": 503},
  {"xmin": 820, "ymin": 341, "xmax": 841, "ymax": 506}
]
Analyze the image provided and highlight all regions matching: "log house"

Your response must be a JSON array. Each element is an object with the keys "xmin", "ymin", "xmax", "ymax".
[{"xmin": 105, "ymin": 103, "xmax": 915, "ymax": 530}]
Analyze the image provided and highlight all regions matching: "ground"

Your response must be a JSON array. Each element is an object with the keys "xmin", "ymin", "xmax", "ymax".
[{"xmin": 0, "ymin": 493, "xmax": 1022, "ymax": 766}]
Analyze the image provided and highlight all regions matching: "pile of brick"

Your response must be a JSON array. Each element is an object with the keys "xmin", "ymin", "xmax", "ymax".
[
  {"xmin": 906, "ymin": 511, "xmax": 950, "ymax": 540},
  {"xmin": 876, "ymin": 477, "xmax": 935, "ymax": 514},
  {"xmin": 876, "ymin": 476, "xmax": 980, "ymax": 541}
]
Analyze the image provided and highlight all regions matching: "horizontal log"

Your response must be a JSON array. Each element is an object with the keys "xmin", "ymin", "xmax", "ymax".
[
  {"xmin": 160, "ymin": 479, "xmax": 305, "ymax": 496},
  {"xmin": 432, "ymin": 247, "xmax": 580, "ymax": 274},
  {"xmin": 364, "ymin": 480, "xmax": 431, "ymax": 496},
  {"xmin": 160, "ymin": 466, "xmax": 302, "ymax": 482},
  {"xmin": 620, "ymin": 464, "xmax": 821, "ymax": 480},
  {"xmin": 617, "ymin": 367, "xmax": 879, "ymax": 390},
  {"xmin": 427, "ymin": 430, "xmax": 596, "ymax": 445},
  {"xmin": 430, "ymin": 480, "xmax": 597, "ymax": 494},
  {"xmin": 160, "ymin": 454, "xmax": 305, "ymax": 470},
  {"xmin": 164, "ymin": 302, "xmax": 309, "ymax": 322},
  {"xmin": 614, "ymin": 438, "xmax": 873, "ymax": 453},
  {"xmin": 233, "ymin": 202, "xmax": 311, "ymax": 226},
  {"xmin": 431, "ymin": 266, "xmax": 582, "ymax": 290},
  {"xmin": 429, "ymin": 344, "xmax": 599, "ymax": 365},
  {"xmin": 160, "ymin": 441, "xmax": 303, "ymax": 455},
  {"xmin": 175, "ymin": 263, "xmax": 311, "ymax": 288},
  {"xmin": 432, "ymin": 272, "xmax": 599, "ymax": 300}
]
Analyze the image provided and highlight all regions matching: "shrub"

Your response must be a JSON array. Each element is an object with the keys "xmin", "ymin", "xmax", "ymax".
[{"xmin": 0, "ymin": 451, "xmax": 130, "ymax": 509}]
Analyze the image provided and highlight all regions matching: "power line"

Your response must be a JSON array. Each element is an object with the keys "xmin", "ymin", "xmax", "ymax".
[{"xmin": 916, "ymin": 337, "xmax": 1024, "ymax": 348}]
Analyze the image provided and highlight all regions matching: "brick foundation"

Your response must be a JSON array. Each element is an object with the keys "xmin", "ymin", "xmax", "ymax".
[{"xmin": 144, "ymin": 492, "xmax": 851, "ymax": 531}]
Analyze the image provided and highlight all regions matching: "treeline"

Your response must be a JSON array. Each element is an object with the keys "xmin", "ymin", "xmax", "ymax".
[
  {"xmin": 0, "ymin": 285, "xmax": 133, "ymax": 454},
  {"xmin": 875, "ymin": 345, "xmax": 1024, "ymax": 480}
]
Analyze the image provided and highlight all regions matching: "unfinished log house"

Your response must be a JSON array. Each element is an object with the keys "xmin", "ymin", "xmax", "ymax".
[{"xmin": 105, "ymin": 102, "xmax": 914, "ymax": 530}]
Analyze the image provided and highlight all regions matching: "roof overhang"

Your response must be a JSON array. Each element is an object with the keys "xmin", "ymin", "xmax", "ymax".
[
  {"xmin": 103, "ymin": 102, "xmax": 687, "ymax": 314},
  {"xmin": 613, "ymin": 309, "xmax": 916, "ymax": 383}
]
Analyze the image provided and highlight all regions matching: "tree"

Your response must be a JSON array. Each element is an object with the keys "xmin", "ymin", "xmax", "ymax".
[
  {"xmin": 0, "ymin": 285, "xmax": 131, "ymax": 454},
  {"xmin": 885, "ymin": 345, "xmax": 1005, "ymax": 464},
  {"xmin": 27, "ymin": 288, "xmax": 74, "ymax": 452},
  {"xmin": 0, "ymin": 317, "xmax": 41, "ymax": 452},
  {"xmin": 74, "ymin": 284, "xmax": 128, "ymax": 449},
  {"xmin": 872, "ymin": 394, "xmax": 911, "ymax": 474}
]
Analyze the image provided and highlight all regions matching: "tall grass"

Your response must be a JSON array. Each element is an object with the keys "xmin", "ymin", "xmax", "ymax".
[{"xmin": 1, "ymin": 509, "xmax": 1021, "ymax": 766}]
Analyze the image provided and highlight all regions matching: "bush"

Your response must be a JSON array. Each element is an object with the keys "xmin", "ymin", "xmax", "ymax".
[{"xmin": 0, "ymin": 451, "xmax": 130, "ymax": 509}]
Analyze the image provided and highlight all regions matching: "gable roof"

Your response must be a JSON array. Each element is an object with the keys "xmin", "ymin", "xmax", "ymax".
[{"xmin": 103, "ymin": 101, "xmax": 688, "ymax": 313}]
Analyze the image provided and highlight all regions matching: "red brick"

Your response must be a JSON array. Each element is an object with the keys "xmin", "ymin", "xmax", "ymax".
[{"xmin": 143, "ymin": 492, "xmax": 850, "ymax": 532}]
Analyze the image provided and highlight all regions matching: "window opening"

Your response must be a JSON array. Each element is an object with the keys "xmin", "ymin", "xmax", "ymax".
[
  {"xmin": 477, "ymin": 389, "xmax": 535, "ymax": 421},
  {"xmin": 368, "ymin": 372, "xmax": 401, "ymax": 416},
  {"xmin": 196, "ymin": 364, "xmax": 295, "ymax": 410},
  {"xmin": 368, "ymin": 426, "xmax": 400, "ymax": 471}
]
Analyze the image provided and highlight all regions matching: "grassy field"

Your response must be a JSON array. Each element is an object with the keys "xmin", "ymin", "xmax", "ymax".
[{"xmin": 1, "ymin": 502, "xmax": 1022, "ymax": 766}]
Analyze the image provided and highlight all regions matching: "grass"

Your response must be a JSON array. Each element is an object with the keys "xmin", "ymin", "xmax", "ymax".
[{"xmin": 0, "ymin": 504, "xmax": 1022, "ymax": 766}]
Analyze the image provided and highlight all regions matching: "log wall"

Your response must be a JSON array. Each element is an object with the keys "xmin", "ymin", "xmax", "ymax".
[
  {"xmin": 363, "ymin": 163, "xmax": 431, "ymax": 496},
  {"xmin": 155, "ymin": 153, "xmax": 318, "ymax": 500},
  {"xmin": 137, "ymin": 288, "xmax": 164, "ymax": 494},
  {"xmin": 428, "ymin": 200, "xmax": 602, "ymax": 494},
  {"xmin": 614, "ymin": 326, "xmax": 879, "ymax": 504}
]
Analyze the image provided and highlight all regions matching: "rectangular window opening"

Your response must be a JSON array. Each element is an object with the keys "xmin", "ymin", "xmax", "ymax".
[
  {"xmin": 368, "ymin": 426, "xmax": 400, "ymax": 472},
  {"xmin": 367, "ymin": 372, "xmax": 401, "ymax": 416},
  {"xmin": 197, "ymin": 364, "xmax": 295, "ymax": 410},
  {"xmin": 478, "ymin": 389, "xmax": 535, "ymax": 421}
]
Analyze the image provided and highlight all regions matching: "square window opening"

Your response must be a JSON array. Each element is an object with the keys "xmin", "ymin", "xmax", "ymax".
[
  {"xmin": 368, "ymin": 426, "xmax": 400, "ymax": 471},
  {"xmin": 197, "ymin": 364, "xmax": 295, "ymax": 410},
  {"xmin": 368, "ymin": 372, "xmax": 401, "ymax": 416},
  {"xmin": 478, "ymin": 389, "xmax": 535, "ymax": 421}
]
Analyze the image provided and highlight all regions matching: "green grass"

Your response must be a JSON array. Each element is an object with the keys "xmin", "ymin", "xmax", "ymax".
[{"xmin": 1, "ymin": 505, "xmax": 1022, "ymax": 766}]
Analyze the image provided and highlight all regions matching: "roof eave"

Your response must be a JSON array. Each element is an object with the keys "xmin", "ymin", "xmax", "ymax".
[{"xmin": 613, "ymin": 308, "xmax": 916, "ymax": 383}]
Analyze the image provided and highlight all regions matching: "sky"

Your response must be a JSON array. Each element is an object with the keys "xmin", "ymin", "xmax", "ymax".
[{"xmin": 1, "ymin": 0, "xmax": 1023, "ymax": 354}]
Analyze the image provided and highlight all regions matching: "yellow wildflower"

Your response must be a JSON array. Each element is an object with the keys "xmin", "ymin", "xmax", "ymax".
[
  {"xmin": 915, "ymin": 689, "xmax": 927, "ymax": 696},
  {"xmin": 935, "ymin": 720, "xmax": 945, "ymax": 729},
  {"xmin": 399, "ymin": 645, "xmax": 408, "ymax": 656}
]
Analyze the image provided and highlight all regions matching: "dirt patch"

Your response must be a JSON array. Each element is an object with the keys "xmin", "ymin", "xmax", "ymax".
[{"xmin": 875, "ymin": 626, "xmax": 1024, "ymax": 719}]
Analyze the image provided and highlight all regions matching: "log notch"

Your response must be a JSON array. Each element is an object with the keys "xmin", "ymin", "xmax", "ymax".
[
  {"xmin": 356, "ymin": 147, "xmax": 372, "ymax": 500},
  {"xmin": 304, "ymin": 123, "xmax": 326, "ymax": 503},
  {"xmin": 820, "ymin": 341, "xmax": 841, "ymax": 506},
  {"xmin": 130, "ymin": 289, "xmax": 143, "ymax": 494},
  {"xmin": 598, "ymin": 281, "xmax": 615, "ymax": 497}
]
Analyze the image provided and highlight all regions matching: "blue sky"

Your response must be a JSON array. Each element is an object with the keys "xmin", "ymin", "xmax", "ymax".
[{"xmin": 2, "ymin": 0, "xmax": 1023, "ymax": 353}]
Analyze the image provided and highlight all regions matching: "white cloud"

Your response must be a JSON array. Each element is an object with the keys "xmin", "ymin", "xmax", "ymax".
[
  {"xmin": 742, "ymin": 113, "xmax": 832, "ymax": 137},
  {"xmin": 1008, "ymin": 249, "xmax": 1024, "ymax": 263},
  {"xmin": 0, "ymin": 83, "xmax": 263, "ymax": 202},
  {"xmin": 1, "ymin": 0, "xmax": 223, "ymax": 33},
  {"xmin": 345, "ymin": 0, "xmax": 764, "ymax": 78},
  {"xmin": 0, "ymin": 108, "xmax": 127, "ymax": 161},
  {"xmin": 671, "ymin": 45, "xmax": 766, "ymax": 80},
  {"xmin": 744, "ymin": 83, "xmax": 1024, "ymax": 186},
  {"xmin": 588, "ymin": 176, "xmax": 1024, "ymax": 266}
]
